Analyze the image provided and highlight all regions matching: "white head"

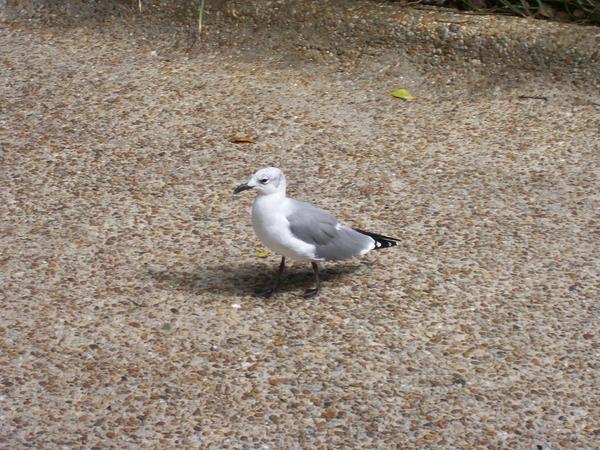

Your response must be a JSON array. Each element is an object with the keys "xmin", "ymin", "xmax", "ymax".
[{"xmin": 233, "ymin": 167, "xmax": 287, "ymax": 196}]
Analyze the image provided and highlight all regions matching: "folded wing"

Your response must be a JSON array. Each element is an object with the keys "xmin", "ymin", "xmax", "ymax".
[{"xmin": 287, "ymin": 200, "xmax": 374, "ymax": 261}]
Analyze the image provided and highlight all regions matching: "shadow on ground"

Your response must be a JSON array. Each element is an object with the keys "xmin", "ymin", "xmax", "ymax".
[{"xmin": 147, "ymin": 262, "xmax": 363, "ymax": 297}]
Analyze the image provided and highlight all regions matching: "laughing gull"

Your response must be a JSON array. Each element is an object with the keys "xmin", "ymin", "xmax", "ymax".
[{"xmin": 234, "ymin": 167, "xmax": 398, "ymax": 298}]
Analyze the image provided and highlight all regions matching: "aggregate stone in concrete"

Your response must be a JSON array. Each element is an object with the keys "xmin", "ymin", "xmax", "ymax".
[{"xmin": 0, "ymin": 9, "xmax": 599, "ymax": 450}]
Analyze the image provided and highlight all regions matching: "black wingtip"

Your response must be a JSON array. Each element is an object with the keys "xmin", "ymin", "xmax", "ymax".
[{"xmin": 353, "ymin": 228, "xmax": 399, "ymax": 249}]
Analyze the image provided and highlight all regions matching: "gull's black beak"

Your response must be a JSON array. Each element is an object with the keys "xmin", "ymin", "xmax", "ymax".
[{"xmin": 233, "ymin": 183, "xmax": 253, "ymax": 194}]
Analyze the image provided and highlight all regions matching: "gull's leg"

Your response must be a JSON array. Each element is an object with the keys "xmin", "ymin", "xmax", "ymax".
[
  {"xmin": 261, "ymin": 256, "xmax": 285, "ymax": 298},
  {"xmin": 303, "ymin": 262, "xmax": 320, "ymax": 299}
]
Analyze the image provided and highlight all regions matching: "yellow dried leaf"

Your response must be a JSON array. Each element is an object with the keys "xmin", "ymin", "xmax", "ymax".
[
  {"xmin": 391, "ymin": 88, "xmax": 416, "ymax": 101},
  {"xmin": 256, "ymin": 245, "xmax": 269, "ymax": 258}
]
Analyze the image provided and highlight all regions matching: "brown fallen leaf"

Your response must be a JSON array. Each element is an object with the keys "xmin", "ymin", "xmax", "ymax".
[
  {"xmin": 321, "ymin": 409, "xmax": 336, "ymax": 420},
  {"xmin": 422, "ymin": 431, "xmax": 438, "ymax": 440},
  {"xmin": 230, "ymin": 135, "xmax": 255, "ymax": 144}
]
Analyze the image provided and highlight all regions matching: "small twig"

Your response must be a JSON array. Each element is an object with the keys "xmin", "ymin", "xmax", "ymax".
[
  {"xmin": 518, "ymin": 95, "xmax": 549, "ymax": 101},
  {"xmin": 411, "ymin": 5, "xmax": 513, "ymax": 15},
  {"xmin": 129, "ymin": 299, "xmax": 146, "ymax": 307},
  {"xmin": 435, "ymin": 19, "xmax": 474, "ymax": 24},
  {"xmin": 456, "ymin": 9, "xmax": 515, "ymax": 16},
  {"xmin": 151, "ymin": 300, "xmax": 168, "ymax": 307},
  {"xmin": 198, "ymin": 0, "xmax": 206, "ymax": 34},
  {"xmin": 186, "ymin": 34, "xmax": 199, "ymax": 53},
  {"xmin": 186, "ymin": 0, "xmax": 206, "ymax": 52}
]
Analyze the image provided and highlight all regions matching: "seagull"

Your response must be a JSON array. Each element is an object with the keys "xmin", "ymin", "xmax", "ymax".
[{"xmin": 233, "ymin": 167, "xmax": 398, "ymax": 298}]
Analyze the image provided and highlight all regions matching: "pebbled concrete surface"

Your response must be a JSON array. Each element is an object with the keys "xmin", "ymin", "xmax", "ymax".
[{"xmin": 1, "ymin": 4, "xmax": 599, "ymax": 449}]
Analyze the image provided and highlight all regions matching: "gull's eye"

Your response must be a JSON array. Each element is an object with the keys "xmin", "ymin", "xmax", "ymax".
[{"xmin": 259, "ymin": 178, "xmax": 269, "ymax": 184}]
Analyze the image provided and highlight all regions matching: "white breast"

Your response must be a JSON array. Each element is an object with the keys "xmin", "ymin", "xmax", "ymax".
[{"xmin": 252, "ymin": 195, "xmax": 317, "ymax": 261}]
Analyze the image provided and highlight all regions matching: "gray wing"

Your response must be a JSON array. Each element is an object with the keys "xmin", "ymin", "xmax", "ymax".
[{"xmin": 287, "ymin": 200, "xmax": 374, "ymax": 261}]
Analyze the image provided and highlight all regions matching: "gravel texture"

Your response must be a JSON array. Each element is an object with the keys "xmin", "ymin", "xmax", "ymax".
[{"xmin": 1, "ymin": 2, "xmax": 599, "ymax": 448}]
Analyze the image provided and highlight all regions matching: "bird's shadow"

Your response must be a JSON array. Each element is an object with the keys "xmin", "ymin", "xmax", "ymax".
[{"xmin": 147, "ymin": 261, "xmax": 363, "ymax": 298}]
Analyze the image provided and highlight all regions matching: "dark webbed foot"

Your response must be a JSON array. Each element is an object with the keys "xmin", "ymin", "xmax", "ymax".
[
  {"xmin": 303, "ymin": 262, "xmax": 320, "ymax": 299},
  {"xmin": 256, "ymin": 287, "xmax": 276, "ymax": 298},
  {"xmin": 256, "ymin": 256, "xmax": 285, "ymax": 299},
  {"xmin": 303, "ymin": 288, "xmax": 319, "ymax": 299}
]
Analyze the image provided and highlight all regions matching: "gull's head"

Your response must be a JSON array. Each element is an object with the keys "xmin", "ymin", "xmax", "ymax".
[{"xmin": 233, "ymin": 167, "xmax": 287, "ymax": 196}]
